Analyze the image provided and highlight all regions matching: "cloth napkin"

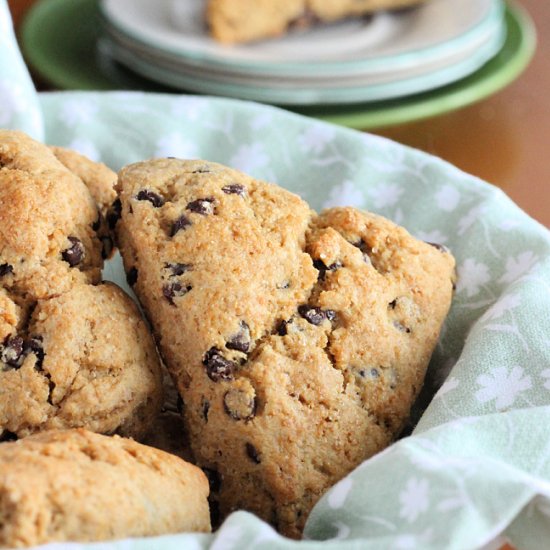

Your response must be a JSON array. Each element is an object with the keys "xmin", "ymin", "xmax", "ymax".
[{"xmin": 1, "ymin": 2, "xmax": 550, "ymax": 549}]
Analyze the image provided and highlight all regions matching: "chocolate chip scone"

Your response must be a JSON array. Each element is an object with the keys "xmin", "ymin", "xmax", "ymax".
[
  {"xmin": 114, "ymin": 159, "xmax": 455, "ymax": 537},
  {"xmin": 0, "ymin": 282, "xmax": 162, "ymax": 439},
  {"xmin": 0, "ymin": 429, "xmax": 210, "ymax": 547},
  {"xmin": 0, "ymin": 131, "xmax": 163, "ymax": 441},
  {"xmin": 207, "ymin": 0, "xmax": 426, "ymax": 44},
  {"xmin": 0, "ymin": 130, "xmax": 106, "ymax": 299}
]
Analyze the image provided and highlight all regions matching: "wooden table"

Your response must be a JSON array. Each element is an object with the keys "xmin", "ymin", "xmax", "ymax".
[{"xmin": 7, "ymin": 0, "xmax": 550, "ymax": 229}]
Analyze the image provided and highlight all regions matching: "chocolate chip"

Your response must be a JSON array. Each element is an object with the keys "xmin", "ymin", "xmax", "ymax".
[
  {"xmin": 136, "ymin": 189, "xmax": 165, "ymax": 208},
  {"xmin": 62, "ymin": 237, "xmax": 84, "ymax": 267},
  {"xmin": 0, "ymin": 263, "xmax": 13, "ymax": 277},
  {"xmin": 166, "ymin": 156, "xmax": 176, "ymax": 159},
  {"xmin": 226, "ymin": 321, "xmax": 251, "ymax": 353},
  {"xmin": 163, "ymin": 282, "xmax": 192, "ymax": 305},
  {"xmin": 203, "ymin": 347, "xmax": 236, "ymax": 382},
  {"xmin": 298, "ymin": 305, "xmax": 336, "ymax": 326},
  {"xmin": 126, "ymin": 267, "xmax": 138, "ymax": 286},
  {"xmin": 0, "ymin": 431, "xmax": 17, "ymax": 442},
  {"xmin": 170, "ymin": 215, "xmax": 192, "ymax": 237},
  {"xmin": 192, "ymin": 166, "xmax": 212, "ymax": 174},
  {"xmin": 92, "ymin": 211, "xmax": 102, "ymax": 231},
  {"xmin": 23, "ymin": 335, "xmax": 44, "ymax": 370},
  {"xmin": 107, "ymin": 198, "xmax": 122, "ymax": 229},
  {"xmin": 201, "ymin": 397, "xmax": 210, "ymax": 421},
  {"xmin": 389, "ymin": 299, "xmax": 397, "ymax": 310},
  {"xmin": 1, "ymin": 335, "xmax": 24, "ymax": 369},
  {"xmin": 101, "ymin": 236, "xmax": 113, "ymax": 259},
  {"xmin": 165, "ymin": 263, "xmax": 192, "ymax": 277},
  {"xmin": 277, "ymin": 319, "xmax": 292, "ymax": 336},
  {"xmin": 325, "ymin": 309, "xmax": 336, "ymax": 322},
  {"xmin": 203, "ymin": 468, "xmax": 221, "ymax": 492},
  {"xmin": 276, "ymin": 281, "xmax": 290, "ymax": 290},
  {"xmin": 245, "ymin": 443, "xmax": 260, "ymax": 464},
  {"xmin": 393, "ymin": 321, "xmax": 411, "ymax": 334},
  {"xmin": 358, "ymin": 367, "xmax": 379, "ymax": 379},
  {"xmin": 222, "ymin": 184, "xmax": 245, "ymax": 196},
  {"xmin": 223, "ymin": 389, "xmax": 256, "ymax": 421},
  {"xmin": 353, "ymin": 239, "xmax": 372, "ymax": 264},
  {"xmin": 313, "ymin": 259, "xmax": 342, "ymax": 281},
  {"xmin": 426, "ymin": 242, "xmax": 451, "ymax": 254},
  {"xmin": 46, "ymin": 378, "xmax": 55, "ymax": 405},
  {"xmin": 187, "ymin": 198, "xmax": 215, "ymax": 215}
]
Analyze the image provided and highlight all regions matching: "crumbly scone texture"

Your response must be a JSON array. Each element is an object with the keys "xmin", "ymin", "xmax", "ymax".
[
  {"xmin": 0, "ymin": 282, "xmax": 163, "ymax": 439},
  {"xmin": 207, "ymin": 0, "xmax": 426, "ymax": 43},
  {"xmin": 0, "ymin": 429, "xmax": 211, "ymax": 548},
  {"xmin": 114, "ymin": 158, "xmax": 455, "ymax": 538},
  {"xmin": 0, "ymin": 130, "xmax": 106, "ymax": 299},
  {"xmin": 50, "ymin": 146, "xmax": 117, "ymax": 220},
  {"xmin": 0, "ymin": 130, "xmax": 163, "ymax": 442}
]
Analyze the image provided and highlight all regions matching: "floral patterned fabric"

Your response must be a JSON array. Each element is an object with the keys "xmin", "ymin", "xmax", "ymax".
[{"xmin": 1, "ymin": 2, "xmax": 550, "ymax": 548}]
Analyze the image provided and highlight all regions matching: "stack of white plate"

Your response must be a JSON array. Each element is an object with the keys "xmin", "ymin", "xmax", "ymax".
[{"xmin": 99, "ymin": 0, "xmax": 506, "ymax": 106}]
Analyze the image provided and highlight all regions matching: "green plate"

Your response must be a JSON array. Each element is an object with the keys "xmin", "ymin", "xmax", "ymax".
[{"xmin": 20, "ymin": 0, "xmax": 535, "ymax": 129}]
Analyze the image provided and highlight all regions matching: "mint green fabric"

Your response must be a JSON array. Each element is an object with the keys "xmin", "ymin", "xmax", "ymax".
[{"xmin": 1, "ymin": 2, "xmax": 550, "ymax": 549}]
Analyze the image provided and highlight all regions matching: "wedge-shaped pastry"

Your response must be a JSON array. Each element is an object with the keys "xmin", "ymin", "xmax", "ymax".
[
  {"xmin": 207, "ymin": 0, "xmax": 426, "ymax": 44},
  {"xmin": 114, "ymin": 159, "xmax": 455, "ymax": 537},
  {"xmin": 0, "ymin": 429, "xmax": 210, "ymax": 547},
  {"xmin": 0, "ymin": 131, "xmax": 163, "ymax": 440}
]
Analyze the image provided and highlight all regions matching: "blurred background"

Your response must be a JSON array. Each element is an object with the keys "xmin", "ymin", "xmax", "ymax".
[{"xmin": 7, "ymin": 0, "xmax": 549, "ymax": 227}]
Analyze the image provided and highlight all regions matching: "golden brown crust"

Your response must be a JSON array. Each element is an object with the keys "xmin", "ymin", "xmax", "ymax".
[
  {"xmin": 115, "ymin": 159, "xmax": 455, "ymax": 537},
  {"xmin": 0, "ymin": 131, "xmax": 164, "ymax": 442},
  {"xmin": 0, "ymin": 429, "xmax": 210, "ymax": 547}
]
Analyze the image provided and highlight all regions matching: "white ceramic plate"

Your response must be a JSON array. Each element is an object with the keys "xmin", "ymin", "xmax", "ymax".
[
  {"xmin": 103, "ymin": 13, "xmax": 503, "ymax": 88},
  {"xmin": 99, "ymin": 19, "xmax": 505, "ymax": 105},
  {"xmin": 100, "ymin": 0, "xmax": 501, "ymax": 77}
]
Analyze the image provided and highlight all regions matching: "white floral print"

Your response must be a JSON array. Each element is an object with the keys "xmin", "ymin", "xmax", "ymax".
[
  {"xmin": 298, "ymin": 124, "xmax": 335, "ymax": 153},
  {"xmin": 67, "ymin": 137, "xmax": 100, "ymax": 162},
  {"xmin": 458, "ymin": 205, "xmax": 486, "ymax": 235},
  {"xmin": 171, "ymin": 96, "xmax": 207, "ymax": 121},
  {"xmin": 436, "ymin": 185, "xmax": 461, "ymax": 212},
  {"xmin": 230, "ymin": 143, "xmax": 269, "ymax": 174},
  {"xmin": 480, "ymin": 294, "xmax": 521, "ymax": 323},
  {"xmin": 399, "ymin": 478, "xmax": 430, "ymax": 523},
  {"xmin": 322, "ymin": 180, "xmax": 364, "ymax": 209},
  {"xmin": 435, "ymin": 377, "xmax": 459, "ymax": 399},
  {"xmin": 499, "ymin": 251, "xmax": 539, "ymax": 284},
  {"xmin": 61, "ymin": 99, "xmax": 98, "ymax": 127},
  {"xmin": 456, "ymin": 259, "xmax": 491, "ymax": 297},
  {"xmin": 475, "ymin": 366, "xmax": 532, "ymax": 409},
  {"xmin": 368, "ymin": 182, "xmax": 404, "ymax": 209},
  {"xmin": 155, "ymin": 132, "xmax": 198, "ymax": 159}
]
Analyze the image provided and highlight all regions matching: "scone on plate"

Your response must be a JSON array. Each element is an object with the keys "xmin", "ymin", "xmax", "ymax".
[
  {"xmin": 113, "ymin": 159, "xmax": 455, "ymax": 537},
  {"xmin": 0, "ymin": 131, "xmax": 163, "ymax": 441},
  {"xmin": 207, "ymin": 0, "xmax": 426, "ymax": 44},
  {"xmin": 0, "ymin": 429, "xmax": 210, "ymax": 548}
]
